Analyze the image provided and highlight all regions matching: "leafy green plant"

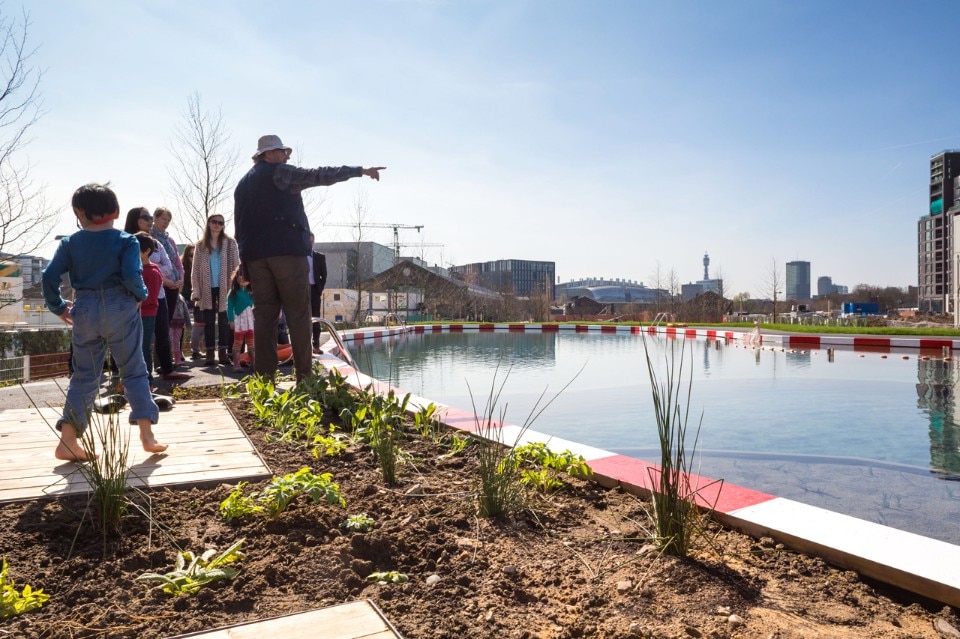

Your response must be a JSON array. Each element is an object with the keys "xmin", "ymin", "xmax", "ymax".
[
  {"xmin": 219, "ymin": 482, "xmax": 264, "ymax": 522},
  {"xmin": 0, "ymin": 558, "xmax": 50, "ymax": 619},
  {"xmin": 312, "ymin": 368, "xmax": 357, "ymax": 414},
  {"xmin": 343, "ymin": 513, "xmax": 376, "ymax": 532},
  {"xmin": 220, "ymin": 469, "xmax": 346, "ymax": 522},
  {"xmin": 343, "ymin": 387, "xmax": 411, "ymax": 484},
  {"xmin": 366, "ymin": 570, "xmax": 408, "ymax": 584},
  {"xmin": 136, "ymin": 539, "xmax": 246, "ymax": 596},
  {"xmin": 311, "ymin": 429, "xmax": 349, "ymax": 459},
  {"xmin": 414, "ymin": 402, "xmax": 443, "ymax": 441},
  {"xmin": 443, "ymin": 433, "xmax": 471, "ymax": 457},
  {"xmin": 260, "ymin": 468, "xmax": 346, "ymax": 517},
  {"xmin": 512, "ymin": 442, "xmax": 592, "ymax": 493}
]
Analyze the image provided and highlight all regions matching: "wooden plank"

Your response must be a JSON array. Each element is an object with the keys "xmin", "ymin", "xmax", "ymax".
[
  {"xmin": 0, "ymin": 451, "xmax": 269, "ymax": 486},
  {"xmin": 0, "ymin": 399, "xmax": 271, "ymax": 503},
  {"xmin": 166, "ymin": 601, "xmax": 398, "ymax": 639},
  {"xmin": 0, "ymin": 435, "xmax": 258, "ymax": 464}
]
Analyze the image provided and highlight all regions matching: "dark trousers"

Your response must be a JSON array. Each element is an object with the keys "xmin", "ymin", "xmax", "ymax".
[
  {"xmin": 247, "ymin": 256, "xmax": 312, "ymax": 381},
  {"xmin": 202, "ymin": 287, "xmax": 231, "ymax": 352},
  {"xmin": 311, "ymin": 287, "xmax": 322, "ymax": 348},
  {"xmin": 154, "ymin": 296, "xmax": 173, "ymax": 375},
  {"xmin": 141, "ymin": 315, "xmax": 156, "ymax": 383}
]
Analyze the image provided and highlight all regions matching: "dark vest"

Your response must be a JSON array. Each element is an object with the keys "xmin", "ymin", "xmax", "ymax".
[{"xmin": 234, "ymin": 162, "xmax": 311, "ymax": 262}]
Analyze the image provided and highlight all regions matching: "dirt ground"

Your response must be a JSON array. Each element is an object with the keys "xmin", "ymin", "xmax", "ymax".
[{"xmin": 1, "ymin": 385, "xmax": 958, "ymax": 639}]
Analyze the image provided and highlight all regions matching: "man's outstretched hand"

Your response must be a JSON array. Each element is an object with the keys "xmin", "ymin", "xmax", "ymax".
[{"xmin": 362, "ymin": 167, "xmax": 387, "ymax": 181}]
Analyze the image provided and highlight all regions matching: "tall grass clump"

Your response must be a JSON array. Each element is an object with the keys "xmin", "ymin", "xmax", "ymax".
[
  {"xmin": 77, "ymin": 407, "xmax": 133, "ymax": 534},
  {"xmin": 641, "ymin": 336, "xmax": 714, "ymax": 557},
  {"xmin": 471, "ymin": 363, "xmax": 582, "ymax": 518}
]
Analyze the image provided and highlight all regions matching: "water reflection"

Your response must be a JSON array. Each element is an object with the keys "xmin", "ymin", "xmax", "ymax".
[{"xmin": 915, "ymin": 358, "xmax": 960, "ymax": 473}]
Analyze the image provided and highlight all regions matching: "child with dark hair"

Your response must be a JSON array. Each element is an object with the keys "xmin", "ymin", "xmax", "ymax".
[
  {"xmin": 41, "ymin": 183, "xmax": 166, "ymax": 461},
  {"xmin": 135, "ymin": 232, "xmax": 162, "ymax": 387},
  {"xmin": 226, "ymin": 265, "xmax": 254, "ymax": 373}
]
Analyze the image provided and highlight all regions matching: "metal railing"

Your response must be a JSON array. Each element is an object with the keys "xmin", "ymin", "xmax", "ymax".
[
  {"xmin": 651, "ymin": 312, "xmax": 671, "ymax": 327},
  {"xmin": 0, "ymin": 352, "xmax": 71, "ymax": 384},
  {"xmin": 382, "ymin": 313, "xmax": 407, "ymax": 330},
  {"xmin": 312, "ymin": 318, "xmax": 356, "ymax": 367}
]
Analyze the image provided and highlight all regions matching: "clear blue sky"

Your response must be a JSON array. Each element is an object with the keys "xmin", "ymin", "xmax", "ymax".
[{"xmin": 13, "ymin": 0, "xmax": 959, "ymax": 296}]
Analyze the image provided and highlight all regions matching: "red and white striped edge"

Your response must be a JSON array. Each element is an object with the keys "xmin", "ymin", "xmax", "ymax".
[{"xmin": 322, "ymin": 323, "xmax": 960, "ymax": 607}]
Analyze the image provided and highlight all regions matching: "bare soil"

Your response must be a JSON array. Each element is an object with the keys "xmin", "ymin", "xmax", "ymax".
[{"xmin": 1, "ymin": 385, "xmax": 958, "ymax": 639}]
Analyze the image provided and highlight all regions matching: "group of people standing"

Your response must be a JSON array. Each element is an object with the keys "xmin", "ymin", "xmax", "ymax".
[{"xmin": 42, "ymin": 133, "xmax": 384, "ymax": 461}]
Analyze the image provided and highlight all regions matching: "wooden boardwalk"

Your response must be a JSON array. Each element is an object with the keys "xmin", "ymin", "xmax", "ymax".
[
  {"xmin": 0, "ymin": 398, "xmax": 271, "ymax": 502},
  {"xmin": 167, "ymin": 600, "xmax": 402, "ymax": 639}
]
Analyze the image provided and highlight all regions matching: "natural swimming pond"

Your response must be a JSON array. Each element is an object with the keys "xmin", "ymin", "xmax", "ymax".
[{"xmin": 350, "ymin": 331, "xmax": 960, "ymax": 545}]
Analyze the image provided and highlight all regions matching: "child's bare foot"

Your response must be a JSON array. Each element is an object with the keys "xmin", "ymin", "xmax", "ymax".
[
  {"xmin": 54, "ymin": 424, "xmax": 97, "ymax": 461},
  {"xmin": 140, "ymin": 434, "xmax": 168, "ymax": 454},
  {"xmin": 54, "ymin": 440, "xmax": 98, "ymax": 461}
]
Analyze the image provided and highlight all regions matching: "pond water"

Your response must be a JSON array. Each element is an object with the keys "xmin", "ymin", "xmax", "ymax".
[{"xmin": 349, "ymin": 331, "xmax": 960, "ymax": 544}]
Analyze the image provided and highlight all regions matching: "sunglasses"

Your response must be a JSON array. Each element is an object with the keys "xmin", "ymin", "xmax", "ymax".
[
  {"xmin": 209, "ymin": 219, "xmax": 225, "ymax": 226},
  {"xmin": 140, "ymin": 215, "xmax": 153, "ymax": 221}
]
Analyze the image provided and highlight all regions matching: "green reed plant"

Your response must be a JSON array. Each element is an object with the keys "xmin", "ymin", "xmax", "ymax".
[
  {"xmin": 641, "ymin": 336, "xmax": 714, "ymax": 557},
  {"xmin": 29, "ymin": 359, "xmax": 132, "ymax": 537},
  {"xmin": 471, "ymin": 364, "xmax": 582, "ymax": 517},
  {"xmin": 77, "ymin": 405, "xmax": 132, "ymax": 533}
]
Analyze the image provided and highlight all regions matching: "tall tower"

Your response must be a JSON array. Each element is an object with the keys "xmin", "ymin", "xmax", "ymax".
[
  {"xmin": 786, "ymin": 261, "xmax": 811, "ymax": 301},
  {"xmin": 919, "ymin": 151, "xmax": 960, "ymax": 313},
  {"xmin": 702, "ymin": 252, "xmax": 710, "ymax": 280}
]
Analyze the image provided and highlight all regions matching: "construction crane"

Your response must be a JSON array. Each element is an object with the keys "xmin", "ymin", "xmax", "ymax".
[
  {"xmin": 396, "ymin": 243, "xmax": 445, "ymax": 266},
  {"xmin": 323, "ymin": 222, "xmax": 424, "ymax": 259}
]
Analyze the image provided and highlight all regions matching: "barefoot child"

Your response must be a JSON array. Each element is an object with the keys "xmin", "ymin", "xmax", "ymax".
[
  {"xmin": 41, "ymin": 183, "xmax": 167, "ymax": 461},
  {"xmin": 226, "ymin": 265, "xmax": 254, "ymax": 373}
]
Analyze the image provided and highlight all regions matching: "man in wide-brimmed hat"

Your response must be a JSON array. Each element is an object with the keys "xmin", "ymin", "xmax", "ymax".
[{"xmin": 234, "ymin": 134, "xmax": 385, "ymax": 381}]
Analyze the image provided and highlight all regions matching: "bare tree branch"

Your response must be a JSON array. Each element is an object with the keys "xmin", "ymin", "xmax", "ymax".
[
  {"xmin": 763, "ymin": 256, "xmax": 782, "ymax": 322},
  {"xmin": 166, "ymin": 92, "xmax": 239, "ymax": 241},
  {"xmin": 0, "ymin": 8, "xmax": 53, "ymax": 311}
]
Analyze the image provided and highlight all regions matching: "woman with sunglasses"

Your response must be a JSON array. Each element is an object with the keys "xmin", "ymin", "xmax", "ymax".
[
  {"xmin": 191, "ymin": 214, "xmax": 239, "ymax": 366},
  {"xmin": 124, "ymin": 207, "xmax": 188, "ymax": 382}
]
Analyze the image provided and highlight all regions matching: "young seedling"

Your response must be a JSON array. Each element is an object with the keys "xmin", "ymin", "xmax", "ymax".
[
  {"xmin": 136, "ymin": 539, "xmax": 246, "ymax": 596},
  {"xmin": 366, "ymin": 570, "xmax": 409, "ymax": 584},
  {"xmin": 0, "ymin": 558, "xmax": 50, "ymax": 618},
  {"xmin": 343, "ymin": 513, "xmax": 376, "ymax": 532},
  {"xmin": 219, "ymin": 482, "xmax": 264, "ymax": 522}
]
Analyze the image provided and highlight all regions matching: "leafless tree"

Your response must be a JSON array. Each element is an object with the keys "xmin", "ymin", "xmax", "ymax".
[
  {"xmin": 667, "ymin": 267, "xmax": 681, "ymax": 317},
  {"xmin": 762, "ymin": 257, "xmax": 783, "ymax": 322},
  {"xmin": 345, "ymin": 188, "xmax": 370, "ymax": 322},
  {"xmin": 292, "ymin": 143, "xmax": 329, "ymax": 233},
  {"xmin": 167, "ymin": 92, "xmax": 239, "ymax": 240},
  {"xmin": 732, "ymin": 291, "xmax": 751, "ymax": 316},
  {"xmin": 0, "ymin": 9, "xmax": 53, "ymax": 308},
  {"xmin": 649, "ymin": 262, "xmax": 666, "ymax": 314}
]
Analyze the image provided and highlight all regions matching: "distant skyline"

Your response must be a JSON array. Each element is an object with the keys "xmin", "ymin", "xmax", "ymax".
[{"xmin": 8, "ymin": 1, "xmax": 959, "ymax": 296}]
